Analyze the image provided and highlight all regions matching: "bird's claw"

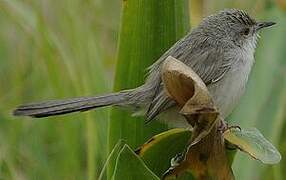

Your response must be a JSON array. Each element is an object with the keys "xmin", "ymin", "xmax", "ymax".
[
  {"xmin": 162, "ymin": 151, "xmax": 186, "ymax": 179},
  {"xmin": 218, "ymin": 120, "xmax": 241, "ymax": 133}
]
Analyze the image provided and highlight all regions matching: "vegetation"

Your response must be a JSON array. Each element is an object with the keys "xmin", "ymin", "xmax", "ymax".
[{"xmin": 108, "ymin": 0, "xmax": 189, "ymax": 178}]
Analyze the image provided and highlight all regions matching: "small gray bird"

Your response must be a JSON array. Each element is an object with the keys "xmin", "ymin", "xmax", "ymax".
[{"xmin": 13, "ymin": 9, "xmax": 275, "ymax": 127}]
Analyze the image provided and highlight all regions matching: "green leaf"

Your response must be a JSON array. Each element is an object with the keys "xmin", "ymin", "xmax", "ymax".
[
  {"xmin": 224, "ymin": 128, "xmax": 281, "ymax": 164},
  {"xmin": 137, "ymin": 128, "xmax": 192, "ymax": 177},
  {"xmin": 112, "ymin": 144, "xmax": 160, "ymax": 180},
  {"xmin": 108, "ymin": 0, "xmax": 190, "ymax": 178},
  {"xmin": 99, "ymin": 140, "xmax": 126, "ymax": 180}
]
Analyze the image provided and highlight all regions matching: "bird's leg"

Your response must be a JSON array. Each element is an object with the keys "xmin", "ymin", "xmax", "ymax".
[
  {"xmin": 171, "ymin": 152, "xmax": 185, "ymax": 167},
  {"xmin": 218, "ymin": 119, "xmax": 241, "ymax": 133},
  {"xmin": 166, "ymin": 145, "xmax": 188, "ymax": 169},
  {"xmin": 162, "ymin": 153, "xmax": 184, "ymax": 180},
  {"xmin": 162, "ymin": 139, "xmax": 190, "ymax": 179}
]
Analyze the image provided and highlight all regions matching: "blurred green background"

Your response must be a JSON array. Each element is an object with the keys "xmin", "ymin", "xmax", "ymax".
[{"xmin": 0, "ymin": 0, "xmax": 286, "ymax": 179}]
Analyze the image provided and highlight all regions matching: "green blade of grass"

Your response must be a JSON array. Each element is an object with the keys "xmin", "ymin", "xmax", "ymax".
[{"xmin": 0, "ymin": 0, "xmax": 118, "ymax": 179}]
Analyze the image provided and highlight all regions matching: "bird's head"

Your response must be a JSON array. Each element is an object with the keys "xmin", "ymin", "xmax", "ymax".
[{"xmin": 198, "ymin": 9, "xmax": 276, "ymax": 49}]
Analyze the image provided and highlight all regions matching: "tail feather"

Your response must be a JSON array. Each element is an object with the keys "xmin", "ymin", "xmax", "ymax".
[{"xmin": 13, "ymin": 92, "xmax": 131, "ymax": 118}]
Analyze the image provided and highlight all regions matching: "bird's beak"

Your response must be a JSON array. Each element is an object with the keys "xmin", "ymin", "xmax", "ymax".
[{"xmin": 255, "ymin": 21, "xmax": 276, "ymax": 31}]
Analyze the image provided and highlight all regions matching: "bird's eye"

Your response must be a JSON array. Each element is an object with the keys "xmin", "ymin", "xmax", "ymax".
[{"xmin": 242, "ymin": 28, "xmax": 250, "ymax": 36}]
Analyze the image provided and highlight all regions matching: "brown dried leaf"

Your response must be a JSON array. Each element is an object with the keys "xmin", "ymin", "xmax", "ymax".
[
  {"xmin": 162, "ymin": 56, "xmax": 207, "ymax": 107},
  {"xmin": 161, "ymin": 56, "xmax": 219, "ymax": 145},
  {"xmin": 163, "ymin": 127, "xmax": 234, "ymax": 180},
  {"xmin": 161, "ymin": 56, "xmax": 233, "ymax": 180}
]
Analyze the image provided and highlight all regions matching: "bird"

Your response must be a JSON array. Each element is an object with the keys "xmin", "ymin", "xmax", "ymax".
[{"xmin": 13, "ymin": 9, "xmax": 276, "ymax": 128}]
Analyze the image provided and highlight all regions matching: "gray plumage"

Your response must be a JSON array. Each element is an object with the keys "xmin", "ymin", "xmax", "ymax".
[{"xmin": 13, "ymin": 9, "xmax": 275, "ymax": 127}]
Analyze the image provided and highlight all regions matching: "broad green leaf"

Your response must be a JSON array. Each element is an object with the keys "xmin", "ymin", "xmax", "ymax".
[
  {"xmin": 224, "ymin": 128, "xmax": 281, "ymax": 164},
  {"xmin": 112, "ymin": 144, "xmax": 160, "ymax": 180},
  {"xmin": 137, "ymin": 128, "xmax": 192, "ymax": 177},
  {"xmin": 108, "ymin": 0, "xmax": 190, "ymax": 178}
]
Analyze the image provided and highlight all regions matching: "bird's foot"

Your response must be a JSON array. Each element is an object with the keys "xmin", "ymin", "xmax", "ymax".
[
  {"xmin": 170, "ymin": 152, "xmax": 185, "ymax": 167},
  {"xmin": 162, "ymin": 151, "xmax": 187, "ymax": 179},
  {"xmin": 218, "ymin": 120, "xmax": 241, "ymax": 133}
]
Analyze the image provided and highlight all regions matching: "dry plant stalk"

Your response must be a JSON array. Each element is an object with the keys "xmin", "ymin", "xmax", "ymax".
[{"xmin": 161, "ymin": 56, "xmax": 234, "ymax": 180}]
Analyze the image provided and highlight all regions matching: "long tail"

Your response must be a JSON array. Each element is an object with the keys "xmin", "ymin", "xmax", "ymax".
[{"xmin": 13, "ymin": 90, "xmax": 137, "ymax": 118}]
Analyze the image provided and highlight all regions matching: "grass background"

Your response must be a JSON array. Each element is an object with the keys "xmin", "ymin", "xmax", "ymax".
[{"xmin": 0, "ymin": 0, "xmax": 286, "ymax": 179}]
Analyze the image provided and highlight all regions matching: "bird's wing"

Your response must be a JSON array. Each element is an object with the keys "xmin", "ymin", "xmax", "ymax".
[{"xmin": 145, "ymin": 36, "xmax": 234, "ymax": 122}]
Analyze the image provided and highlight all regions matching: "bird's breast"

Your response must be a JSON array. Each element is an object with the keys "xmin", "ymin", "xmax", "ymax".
[{"xmin": 208, "ymin": 51, "xmax": 254, "ymax": 118}]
